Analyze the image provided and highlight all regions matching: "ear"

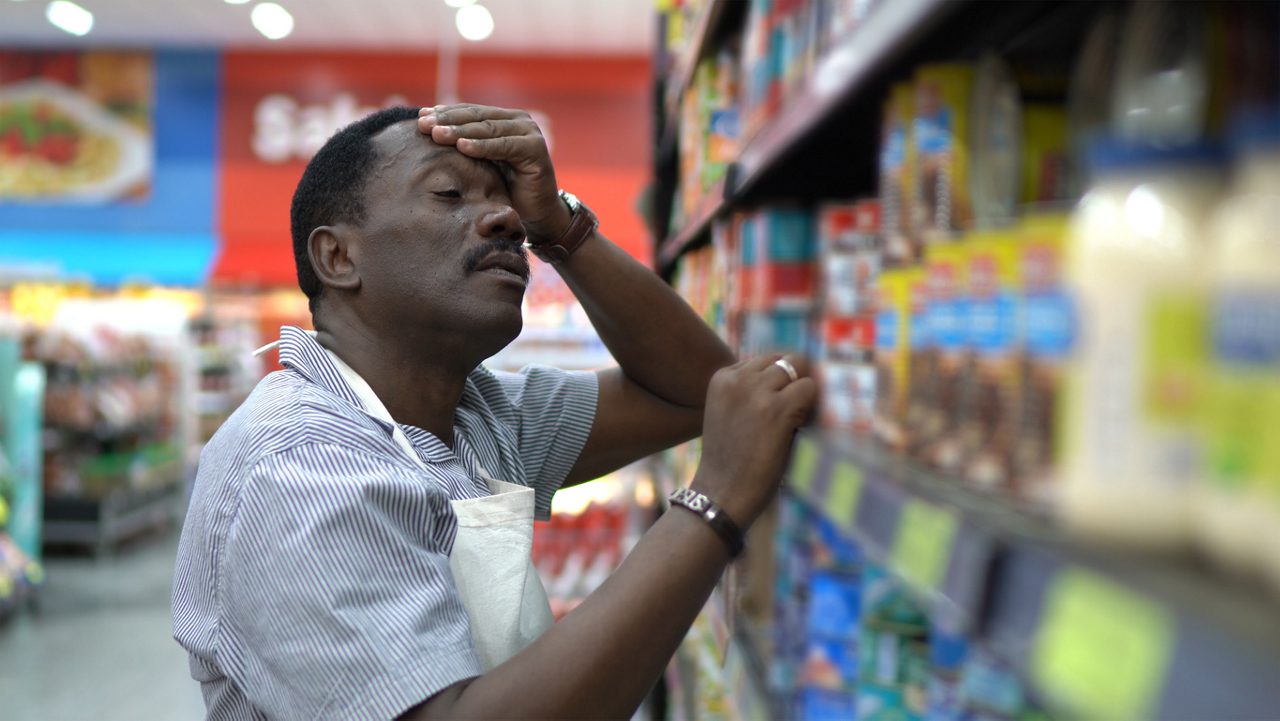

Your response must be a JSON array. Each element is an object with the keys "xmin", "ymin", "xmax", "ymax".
[{"xmin": 308, "ymin": 225, "xmax": 362, "ymax": 294}]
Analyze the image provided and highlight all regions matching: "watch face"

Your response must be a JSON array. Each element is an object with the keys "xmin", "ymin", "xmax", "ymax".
[{"xmin": 559, "ymin": 190, "xmax": 581, "ymax": 212}]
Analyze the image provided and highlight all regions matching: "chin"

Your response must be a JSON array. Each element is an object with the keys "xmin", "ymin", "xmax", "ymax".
[{"xmin": 471, "ymin": 308, "xmax": 524, "ymax": 360}]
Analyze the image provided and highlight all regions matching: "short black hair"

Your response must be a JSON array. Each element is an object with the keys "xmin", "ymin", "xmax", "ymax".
[{"xmin": 290, "ymin": 105, "xmax": 422, "ymax": 313}]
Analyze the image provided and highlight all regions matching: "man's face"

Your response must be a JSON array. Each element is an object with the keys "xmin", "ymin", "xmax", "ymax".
[{"xmin": 352, "ymin": 120, "xmax": 530, "ymax": 354}]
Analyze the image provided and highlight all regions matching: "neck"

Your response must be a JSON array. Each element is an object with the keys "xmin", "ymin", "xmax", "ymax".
[{"xmin": 313, "ymin": 308, "xmax": 475, "ymax": 447}]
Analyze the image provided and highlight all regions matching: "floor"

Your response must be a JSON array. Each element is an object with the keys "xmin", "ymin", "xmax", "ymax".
[{"xmin": 0, "ymin": 531, "xmax": 206, "ymax": 721}]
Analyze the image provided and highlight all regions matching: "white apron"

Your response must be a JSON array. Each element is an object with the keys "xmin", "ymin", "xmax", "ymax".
[{"xmin": 325, "ymin": 350, "xmax": 555, "ymax": 671}]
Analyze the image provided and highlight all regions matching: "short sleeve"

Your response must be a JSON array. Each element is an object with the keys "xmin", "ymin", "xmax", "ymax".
[
  {"xmin": 219, "ymin": 444, "xmax": 481, "ymax": 721},
  {"xmin": 491, "ymin": 365, "xmax": 598, "ymax": 518}
]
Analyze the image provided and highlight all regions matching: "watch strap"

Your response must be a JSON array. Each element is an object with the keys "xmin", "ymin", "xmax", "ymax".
[
  {"xmin": 668, "ymin": 488, "xmax": 745, "ymax": 558},
  {"xmin": 526, "ymin": 191, "xmax": 598, "ymax": 264}
]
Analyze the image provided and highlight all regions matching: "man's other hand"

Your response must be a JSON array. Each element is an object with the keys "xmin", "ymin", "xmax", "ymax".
[
  {"xmin": 693, "ymin": 354, "xmax": 817, "ymax": 528},
  {"xmin": 418, "ymin": 104, "xmax": 571, "ymax": 244}
]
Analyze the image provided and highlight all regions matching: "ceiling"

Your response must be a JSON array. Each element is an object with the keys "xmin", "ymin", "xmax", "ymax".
[{"xmin": 0, "ymin": 0, "xmax": 655, "ymax": 54}]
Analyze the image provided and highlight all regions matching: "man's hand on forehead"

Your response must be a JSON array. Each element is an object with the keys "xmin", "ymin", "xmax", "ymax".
[{"xmin": 418, "ymin": 103, "xmax": 572, "ymax": 245}]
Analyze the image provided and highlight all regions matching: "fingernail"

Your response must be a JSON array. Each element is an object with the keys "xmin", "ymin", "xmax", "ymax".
[
  {"xmin": 418, "ymin": 107, "xmax": 431, "ymax": 116},
  {"xmin": 420, "ymin": 114, "xmax": 436, "ymax": 126}
]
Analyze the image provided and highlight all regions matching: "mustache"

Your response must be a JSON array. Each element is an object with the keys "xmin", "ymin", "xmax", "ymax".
[{"xmin": 463, "ymin": 241, "xmax": 531, "ymax": 279}]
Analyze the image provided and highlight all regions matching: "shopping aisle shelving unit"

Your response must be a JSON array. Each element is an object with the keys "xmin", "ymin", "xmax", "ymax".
[
  {"xmin": 784, "ymin": 431, "xmax": 1280, "ymax": 719},
  {"xmin": 651, "ymin": 0, "xmax": 1280, "ymax": 718}
]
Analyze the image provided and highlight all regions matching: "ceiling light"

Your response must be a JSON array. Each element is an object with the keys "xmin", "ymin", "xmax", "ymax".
[
  {"xmin": 443, "ymin": 0, "xmax": 476, "ymax": 7},
  {"xmin": 46, "ymin": 1, "xmax": 93, "ymax": 36},
  {"xmin": 455, "ymin": 3, "xmax": 493, "ymax": 42},
  {"xmin": 251, "ymin": 2, "xmax": 294, "ymax": 40},
  {"xmin": 225, "ymin": 0, "xmax": 251, "ymax": 4}
]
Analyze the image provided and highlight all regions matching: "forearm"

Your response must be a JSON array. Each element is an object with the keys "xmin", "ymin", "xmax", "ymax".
[
  {"xmin": 410, "ymin": 487, "xmax": 732, "ymax": 719},
  {"xmin": 556, "ymin": 230, "xmax": 735, "ymax": 409}
]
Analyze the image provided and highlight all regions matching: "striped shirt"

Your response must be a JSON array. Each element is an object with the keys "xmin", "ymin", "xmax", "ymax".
[{"xmin": 172, "ymin": 325, "xmax": 598, "ymax": 720}]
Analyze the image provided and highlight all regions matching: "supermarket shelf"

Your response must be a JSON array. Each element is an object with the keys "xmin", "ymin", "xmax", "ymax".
[
  {"xmin": 43, "ymin": 483, "xmax": 182, "ymax": 554},
  {"xmin": 730, "ymin": 0, "xmax": 955, "ymax": 198},
  {"xmin": 661, "ymin": 0, "xmax": 735, "ymax": 142},
  {"xmin": 785, "ymin": 429, "xmax": 1280, "ymax": 720},
  {"xmin": 656, "ymin": 0, "xmax": 957, "ymax": 272},
  {"xmin": 657, "ymin": 177, "xmax": 726, "ymax": 272}
]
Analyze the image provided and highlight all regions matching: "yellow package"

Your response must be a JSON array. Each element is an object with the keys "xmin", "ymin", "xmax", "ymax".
[
  {"xmin": 1014, "ymin": 215, "xmax": 1073, "ymax": 506},
  {"xmin": 913, "ymin": 63, "xmax": 975, "ymax": 243},
  {"xmin": 880, "ymin": 83, "xmax": 917, "ymax": 264},
  {"xmin": 1021, "ymin": 104, "xmax": 1069, "ymax": 204},
  {"xmin": 873, "ymin": 269, "xmax": 913, "ymax": 451},
  {"xmin": 960, "ymin": 231, "xmax": 1022, "ymax": 492}
]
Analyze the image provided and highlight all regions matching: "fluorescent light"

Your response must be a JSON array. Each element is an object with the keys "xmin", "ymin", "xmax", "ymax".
[
  {"xmin": 46, "ymin": 1, "xmax": 93, "ymax": 36},
  {"xmin": 225, "ymin": 0, "xmax": 251, "ymax": 4},
  {"xmin": 455, "ymin": 3, "xmax": 493, "ymax": 41},
  {"xmin": 444, "ymin": 0, "xmax": 476, "ymax": 7},
  {"xmin": 251, "ymin": 2, "xmax": 293, "ymax": 40}
]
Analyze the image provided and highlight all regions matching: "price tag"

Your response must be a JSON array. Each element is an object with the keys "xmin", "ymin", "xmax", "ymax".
[
  {"xmin": 788, "ymin": 436, "xmax": 821, "ymax": 497},
  {"xmin": 826, "ymin": 460, "xmax": 863, "ymax": 531},
  {"xmin": 1032, "ymin": 569, "xmax": 1174, "ymax": 720},
  {"xmin": 891, "ymin": 500, "xmax": 957, "ymax": 590}
]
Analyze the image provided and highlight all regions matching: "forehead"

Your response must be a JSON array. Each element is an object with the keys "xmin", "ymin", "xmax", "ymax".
[
  {"xmin": 368, "ymin": 120, "xmax": 504, "ymax": 183},
  {"xmin": 369, "ymin": 120, "xmax": 453, "ymax": 177}
]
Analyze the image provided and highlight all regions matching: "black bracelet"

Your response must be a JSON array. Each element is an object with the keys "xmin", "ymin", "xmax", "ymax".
[{"xmin": 667, "ymin": 488, "xmax": 746, "ymax": 558}]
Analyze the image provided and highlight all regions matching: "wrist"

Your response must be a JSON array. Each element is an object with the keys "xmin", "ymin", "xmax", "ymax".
[
  {"xmin": 525, "ymin": 190, "xmax": 599, "ymax": 264},
  {"xmin": 527, "ymin": 202, "xmax": 573, "ymax": 246},
  {"xmin": 668, "ymin": 486, "xmax": 746, "ymax": 558}
]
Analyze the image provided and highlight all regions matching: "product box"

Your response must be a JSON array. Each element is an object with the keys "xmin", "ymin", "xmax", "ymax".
[
  {"xmin": 901, "ymin": 268, "xmax": 936, "ymax": 453},
  {"xmin": 819, "ymin": 200, "xmax": 881, "ymax": 317},
  {"xmin": 797, "ymin": 687, "xmax": 858, "ymax": 721},
  {"xmin": 753, "ymin": 207, "xmax": 816, "ymax": 262},
  {"xmin": 805, "ymin": 570, "xmax": 862, "ymax": 641},
  {"xmin": 881, "ymin": 83, "xmax": 918, "ymax": 265},
  {"xmin": 913, "ymin": 63, "xmax": 976, "ymax": 243},
  {"xmin": 1021, "ymin": 105, "xmax": 1069, "ymax": 204},
  {"xmin": 927, "ymin": 616, "xmax": 971, "ymax": 721},
  {"xmin": 742, "ymin": 310, "xmax": 813, "ymax": 355},
  {"xmin": 914, "ymin": 241, "xmax": 969, "ymax": 465},
  {"xmin": 860, "ymin": 563, "xmax": 929, "ymax": 633},
  {"xmin": 960, "ymin": 231, "xmax": 1022, "ymax": 492},
  {"xmin": 819, "ymin": 359, "xmax": 877, "ymax": 433},
  {"xmin": 958, "ymin": 648, "xmax": 1027, "ymax": 719},
  {"xmin": 1012, "ymin": 215, "xmax": 1074, "ymax": 505},
  {"xmin": 813, "ymin": 514, "xmax": 863, "ymax": 570},
  {"xmin": 873, "ymin": 270, "xmax": 911, "ymax": 450},
  {"xmin": 822, "ymin": 315, "xmax": 876, "ymax": 361},
  {"xmin": 800, "ymin": 635, "xmax": 860, "ymax": 691},
  {"xmin": 857, "ymin": 684, "xmax": 916, "ymax": 721}
]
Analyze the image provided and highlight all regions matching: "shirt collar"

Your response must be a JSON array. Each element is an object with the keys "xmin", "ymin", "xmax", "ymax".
[{"xmin": 274, "ymin": 325, "xmax": 397, "ymax": 435}]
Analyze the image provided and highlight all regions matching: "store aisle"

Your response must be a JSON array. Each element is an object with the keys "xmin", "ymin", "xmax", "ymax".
[{"xmin": 0, "ymin": 533, "xmax": 205, "ymax": 721}]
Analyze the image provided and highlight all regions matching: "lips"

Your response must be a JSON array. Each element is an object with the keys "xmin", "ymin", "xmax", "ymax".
[{"xmin": 473, "ymin": 251, "xmax": 530, "ymax": 285}]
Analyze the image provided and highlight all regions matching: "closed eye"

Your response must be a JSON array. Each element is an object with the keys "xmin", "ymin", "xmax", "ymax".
[{"xmin": 433, "ymin": 190, "xmax": 462, "ymax": 199}]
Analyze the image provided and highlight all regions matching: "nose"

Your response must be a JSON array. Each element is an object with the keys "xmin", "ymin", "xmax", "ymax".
[{"xmin": 477, "ymin": 203, "xmax": 526, "ymax": 245}]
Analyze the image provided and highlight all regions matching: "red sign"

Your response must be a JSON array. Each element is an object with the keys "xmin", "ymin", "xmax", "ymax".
[{"xmin": 215, "ymin": 52, "xmax": 651, "ymax": 287}]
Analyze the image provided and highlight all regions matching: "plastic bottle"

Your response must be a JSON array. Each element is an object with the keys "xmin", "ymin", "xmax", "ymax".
[
  {"xmin": 1060, "ymin": 140, "xmax": 1224, "ymax": 548},
  {"xmin": 1199, "ymin": 112, "xmax": 1280, "ymax": 582}
]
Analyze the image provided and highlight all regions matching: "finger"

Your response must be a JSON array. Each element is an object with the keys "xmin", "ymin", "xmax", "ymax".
[
  {"xmin": 777, "ymin": 377, "xmax": 819, "ymax": 427},
  {"xmin": 741, "ymin": 354, "xmax": 784, "ymax": 373},
  {"xmin": 433, "ymin": 118, "xmax": 539, "ymax": 143},
  {"xmin": 431, "ymin": 104, "xmax": 529, "ymax": 126},
  {"xmin": 760, "ymin": 354, "xmax": 809, "ymax": 391},
  {"xmin": 454, "ymin": 135, "xmax": 544, "ymax": 164}
]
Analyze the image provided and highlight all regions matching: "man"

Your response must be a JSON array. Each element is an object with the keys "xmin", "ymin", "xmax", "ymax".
[{"xmin": 173, "ymin": 104, "xmax": 815, "ymax": 720}]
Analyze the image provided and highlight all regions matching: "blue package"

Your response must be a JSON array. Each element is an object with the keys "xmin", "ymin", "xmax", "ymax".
[
  {"xmin": 806, "ymin": 571, "xmax": 861, "ymax": 641},
  {"xmin": 797, "ymin": 687, "xmax": 858, "ymax": 721}
]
